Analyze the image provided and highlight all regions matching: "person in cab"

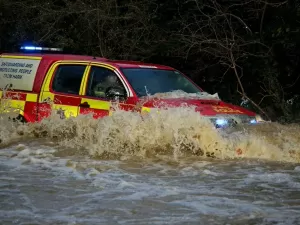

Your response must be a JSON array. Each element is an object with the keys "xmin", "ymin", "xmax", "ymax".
[{"xmin": 92, "ymin": 71, "xmax": 125, "ymax": 100}]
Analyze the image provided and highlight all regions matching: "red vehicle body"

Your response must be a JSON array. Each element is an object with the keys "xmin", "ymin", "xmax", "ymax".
[{"xmin": 0, "ymin": 50, "xmax": 261, "ymax": 127}]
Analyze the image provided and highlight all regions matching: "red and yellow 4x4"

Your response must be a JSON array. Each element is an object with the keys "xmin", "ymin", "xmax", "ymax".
[{"xmin": 0, "ymin": 46, "xmax": 264, "ymax": 128}]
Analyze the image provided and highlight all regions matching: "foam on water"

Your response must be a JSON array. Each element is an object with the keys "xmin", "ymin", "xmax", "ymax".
[
  {"xmin": 0, "ymin": 106, "xmax": 300, "ymax": 163},
  {"xmin": 2, "ymin": 91, "xmax": 300, "ymax": 224},
  {"xmin": 149, "ymin": 90, "xmax": 220, "ymax": 100},
  {"xmin": 1, "ymin": 141, "xmax": 300, "ymax": 224}
]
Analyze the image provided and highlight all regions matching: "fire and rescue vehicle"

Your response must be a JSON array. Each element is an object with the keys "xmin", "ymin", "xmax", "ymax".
[{"xmin": 0, "ymin": 46, "xmax": 265, "ymax": 128}]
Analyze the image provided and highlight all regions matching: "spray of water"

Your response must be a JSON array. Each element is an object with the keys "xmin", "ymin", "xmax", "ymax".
[{"xmin": 0, "ymin": 101, "xmax": 300, "ymax": 163}]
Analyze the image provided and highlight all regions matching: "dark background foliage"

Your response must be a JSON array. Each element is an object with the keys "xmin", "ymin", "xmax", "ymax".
[{"xmin": 1, "ymin": 0, "xmax": 299, "ymax": 122}]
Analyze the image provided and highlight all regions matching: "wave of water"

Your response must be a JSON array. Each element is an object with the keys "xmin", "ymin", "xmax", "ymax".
[
  {"xmin": 1, "ymin": 140, "xmax": 300, "ymax": 224},
  {"xmin": 0, "ymin": 107, "xmax": 299, "ymax": 163},
  {"xmin": 1, "ymin": 106, "xmax": 300, "ymax": 224}
]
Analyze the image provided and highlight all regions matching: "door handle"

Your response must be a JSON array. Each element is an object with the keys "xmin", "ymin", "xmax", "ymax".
[{"xmin": 79, "ymin": 102, "xmax": 90, "ymax": 108}]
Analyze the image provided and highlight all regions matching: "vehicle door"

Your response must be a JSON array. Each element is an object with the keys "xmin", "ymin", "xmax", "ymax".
[
  {"xmin": 79, "ymin": 64, "xmax": 136, "ymax": 118},
  {"xmin": 39, "ymin": 61, "xmax": 89, "ymax": 120}
]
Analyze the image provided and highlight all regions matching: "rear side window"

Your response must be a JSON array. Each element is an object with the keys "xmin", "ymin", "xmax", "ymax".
[{"xmin": 52, "ymin": 65, "xmax": 86, "ymax": 95}]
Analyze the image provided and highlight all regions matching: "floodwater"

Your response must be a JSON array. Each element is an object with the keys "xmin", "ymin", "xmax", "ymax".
[{"xmin": 1, "ymin": 108, "xmax": 300, "ymax": 225}]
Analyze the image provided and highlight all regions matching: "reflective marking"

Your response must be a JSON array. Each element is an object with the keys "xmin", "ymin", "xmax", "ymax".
[
  {"xmin": 0, "ymin": 99, "xmax": 25, "ymax": 114},
  {"xmin": 52, "ymin": 105, "xmax": 78, "ymax": 118},
  {"xmin": 80, "ymin": 98, "xmax": 110, "ymax": 110},
  {"xmin": 80, "ymin": 66, "xmax": 91, "ymax": 95},
  {"xmin": 141, "ymin": 107, "xmax": 151, "ymax": 114},
  {"xmin": 26, "ymin": 93, "xmax": 38, "ymax": 102},
  {"xmin": 1, "ymin": 55, "xmax": 42, "ymax": 60},
  {"xmin": 40, "ymin": 92, "xmax": 54, "ymax": 103}
]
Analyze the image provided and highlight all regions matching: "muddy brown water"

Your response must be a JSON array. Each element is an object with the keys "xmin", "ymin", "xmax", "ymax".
[{"xmin": 1, "ymin": 108, "xmax": 300, "ymax": 225}]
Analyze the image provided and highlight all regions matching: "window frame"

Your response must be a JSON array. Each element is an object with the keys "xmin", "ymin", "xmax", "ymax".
[
  {"xmin": 82, "ymin": 64, "xmax": 131, "ymax": 100},
  {"xmin": 48, "ymin": 62, "xmax": 89, "ymax": 97}
]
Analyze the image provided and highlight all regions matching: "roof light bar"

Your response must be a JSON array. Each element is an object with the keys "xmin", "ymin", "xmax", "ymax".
[{"xmin": 20, "ymin": 46, "xmax": 63, "ymax": 52}]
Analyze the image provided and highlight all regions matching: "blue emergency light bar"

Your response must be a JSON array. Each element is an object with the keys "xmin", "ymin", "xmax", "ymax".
[{"xmin": 20, "ymin": 46, "xmax": 63, "ymax": 52}]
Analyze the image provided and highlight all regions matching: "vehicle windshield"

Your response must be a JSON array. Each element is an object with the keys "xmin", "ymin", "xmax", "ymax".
[{"xmin": 121, "ymin": 68, "xmax": 202, "ymax": 97}]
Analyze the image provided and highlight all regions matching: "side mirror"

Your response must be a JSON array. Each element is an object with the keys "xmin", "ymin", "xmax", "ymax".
[{"xmin": 105, "ymin": 86, "xmax": 126, "ymax": 101}]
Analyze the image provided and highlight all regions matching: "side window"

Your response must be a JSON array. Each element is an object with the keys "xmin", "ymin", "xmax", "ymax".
[
  {"xmin": 52, "ymin": 65, "xmax": 86, "ymax": 95},
  {"xmin": 86, "ymin": 66, "xmax": 126, "ymax": 99}
]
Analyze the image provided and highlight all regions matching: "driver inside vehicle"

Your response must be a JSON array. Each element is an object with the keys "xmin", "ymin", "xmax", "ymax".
[{"xmin": 93, "ymin": 74, "xmax": 124, "ymax": 98}]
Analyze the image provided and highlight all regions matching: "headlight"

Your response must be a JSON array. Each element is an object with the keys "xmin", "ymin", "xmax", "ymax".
[
  {"xmin": 210, "ymin": 114, "xmax": 265, "ymax": 129},
  {"xmin": 215, "ymin": 118, "xmax": 228, "ymax": 126},
  {"xmin": 212, "ymin": 118, "xmax": 231, "ymax": 128}
]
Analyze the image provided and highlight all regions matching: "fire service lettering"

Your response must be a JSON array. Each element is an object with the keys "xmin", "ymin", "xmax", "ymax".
[{"xmin": 212, "ymin": 106, "xmax": 242, "ymax": 113}]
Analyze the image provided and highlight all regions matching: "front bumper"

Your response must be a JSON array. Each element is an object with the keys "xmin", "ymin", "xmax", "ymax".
[{"xmin": 209, "ymin": 114, "xmax": 261, "ymax": 128}]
